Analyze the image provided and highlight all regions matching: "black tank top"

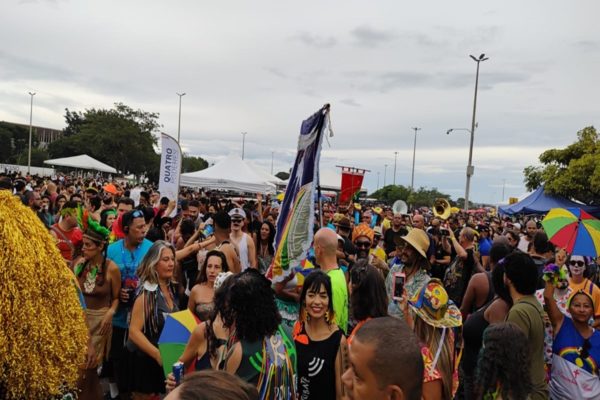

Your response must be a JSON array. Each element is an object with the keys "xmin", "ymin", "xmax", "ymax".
[
  {"xmin": 462, "ymin": 301, "xmax": 491, "ymax": 375},
  {"xmin": 295, "ymin": 325, "xmax": 342, "ymax": 400}
]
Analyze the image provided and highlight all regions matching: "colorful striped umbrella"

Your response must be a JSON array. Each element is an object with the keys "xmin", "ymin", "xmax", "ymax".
[
  {"xmin": 541, "ymin": 208, "xmax": 600, "ymax": 257},
  {"xmin": 158, "ymin": 309, "xmax": 200, "ymax": 378}
]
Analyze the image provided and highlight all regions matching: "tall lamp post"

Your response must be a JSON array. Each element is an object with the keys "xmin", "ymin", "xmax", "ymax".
[
  {"xmin": 464, "ymin": 53, "xmax": 489, "ymax": 211},
  {"xmin": 241, "ymin": 132, "xmax": 247, "ymax": 159},
  {"xmin": 446, "ymin": 127, "xmax": 472, "ymax": 207},
  {"xmin": 384, "ymin": 164, "xmax": 388, "ymax": 187},
  {"xmin": 27, "ymin": 92, "xmax": 36, "ymax": 175},
  {"xmin": 393, "ymin": 151, "xmax": 398, "ymax": 186},
  {"xmin": 176, "ymin": 92, "xmax": 186, "ymax": 143},
  {"xmin": 410, "ymin": 127, "xmax": 421, "ymax": 190}
]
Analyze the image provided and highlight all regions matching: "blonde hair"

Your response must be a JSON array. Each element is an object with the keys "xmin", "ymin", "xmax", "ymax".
[{"xmin": 136, "ymin": 240, "xmax": 176, "ymax": 285}]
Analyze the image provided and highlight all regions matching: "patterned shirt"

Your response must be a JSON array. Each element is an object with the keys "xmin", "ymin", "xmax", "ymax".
[{"xmin": 385, "ymin": 260, "xmax": 430, "ymax": 319}]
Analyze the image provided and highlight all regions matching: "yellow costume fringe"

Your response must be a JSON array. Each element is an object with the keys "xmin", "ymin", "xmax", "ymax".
[{"xmin": 0, "ymin": 191, "xmax": 88, "ymax": 399}]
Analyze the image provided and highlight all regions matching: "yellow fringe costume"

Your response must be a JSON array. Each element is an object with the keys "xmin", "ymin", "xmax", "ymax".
[{"xmin": 0, "ymin": 190, "xmax": 89, "ymax": 399}]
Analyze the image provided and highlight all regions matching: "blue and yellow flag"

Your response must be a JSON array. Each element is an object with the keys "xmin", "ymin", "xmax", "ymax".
[{"xmin": 269, "ymin": 105, "xmax": 330, "ymax": 282}]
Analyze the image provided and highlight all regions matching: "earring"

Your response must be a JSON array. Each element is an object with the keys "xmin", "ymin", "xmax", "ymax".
[{"xmin": 325, "ymin": 311, "xmax": 330, "ymax": 324}]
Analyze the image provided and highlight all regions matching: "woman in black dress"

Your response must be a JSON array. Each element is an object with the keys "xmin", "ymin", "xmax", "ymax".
[{"xmin": 293, "ymin": 270, "xmax": 348, "ymax": 400}]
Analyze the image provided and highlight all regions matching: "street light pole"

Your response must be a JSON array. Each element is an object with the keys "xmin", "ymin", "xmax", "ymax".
[
  {"xmin": 27, "ymin": 92, "xmax": 36, "ymax": 175},
  {"xmin": 384, "ymin": 164, "xmax": 388, "ymax": 187},
  {"xmin": 393, "ymin": 152, "xmax": 398, "ymax": 186},
  {"xmin": 176, "ymin": 92, "xmax": 186, "ymax": 143},
  {"xmin": 241, "ymin": 132, "xmax": 247, "ymax": 159},
  {"xmin": 464, "ymin": 53, "xmax": 488, "ymax": 211},
  {"xmin": 410, "ymin": 127, "xmax": 421, "ymax": 190}
]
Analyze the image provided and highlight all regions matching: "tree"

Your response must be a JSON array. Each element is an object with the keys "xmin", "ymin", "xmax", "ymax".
[
  {"xmin": 369, "ymin": 185, "xmax": 411, "ymax": 203},
  {"xmin": 407, "ymin": 187, "xmax": 451, "ymax": 208},
  {"xmin": 48, "ymin": 103, "xmax": 161, "ymax": 176},
  {"xmin": 182, "ymin": 155, "xmax": 209, "ymax": 173},
  {"xmin": 523, "ymin": 126, "xmax": 600, "ymax": 205},
  {"xmin": 0, "ymin": 122, "xmax": 39, "ymax": 164},
  {"xmin": 455, "ymin": 197, "xmax": 474, "ymax": 210},
  {"xmin": 275, "ymin": 171, "xmax": 290, "ymax": 180}
]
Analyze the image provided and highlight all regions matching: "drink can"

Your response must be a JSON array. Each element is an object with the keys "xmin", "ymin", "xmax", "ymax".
[{"xmin": 173, "ymin": 361, "xmax": 184, "ymax": 386}]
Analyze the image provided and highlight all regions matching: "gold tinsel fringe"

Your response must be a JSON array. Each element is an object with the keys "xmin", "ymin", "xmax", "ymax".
[{"xmin": 0, "ymin": 191, "xmax": 88, "ymax": 399}]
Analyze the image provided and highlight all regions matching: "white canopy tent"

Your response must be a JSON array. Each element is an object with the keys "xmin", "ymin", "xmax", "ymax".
[
  {"xmin": 181, "ymin": 154, "xmax": 276, "ymax": 193},
  {"xmin": 44, "ymin": 154, "xmax": 118, "ymax": 173},
  {"xmin": 245, "ymin": 160, "xmax": 285, "ymax": 185}
]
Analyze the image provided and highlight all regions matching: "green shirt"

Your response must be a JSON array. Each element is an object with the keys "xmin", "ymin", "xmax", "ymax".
[
  {"xmin": 506, "ymin": 295, "xmax": 549, "ymax": 400},
  {"xmin": 327, "ymin": 267, "xmax": 349, "ymax": 334}
]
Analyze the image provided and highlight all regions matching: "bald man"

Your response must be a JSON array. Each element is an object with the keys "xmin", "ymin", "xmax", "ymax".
[{"xmin": 314, "ymin": 227, "xmax": 349, "ymax": 333}]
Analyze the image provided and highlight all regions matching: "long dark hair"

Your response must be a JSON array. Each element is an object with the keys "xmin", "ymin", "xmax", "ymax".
[
  {"xmin": 221, "ymin": 269, "xmax": 281, "ymax": 342},
  {"xmin": 476, "ymin": 322, "xmax": 532, "ymax": 400},
  {"xmin": 207, "ymin": 274, "xmax": 235, "ymax": 358},
  {"xmin": 256, "ymin": 221, "xmax": 275, "ymax": 258},
  {"xmin": 77, "ymin": 229, "xmax": 108, "ymax": 287},
  {"xmin": 299, "ymin": 270, "xmax": 335, "ymax": 323},
  {"xmin": 349, "ymin": 260, "xmax": 388, "ymax": 321},
  {"xmin": 196, "ymin": 250, "xmax": 229, "ymax": 284}
]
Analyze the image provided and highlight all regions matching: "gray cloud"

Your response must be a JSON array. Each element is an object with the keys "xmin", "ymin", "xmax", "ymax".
[
  {"xmin": 350, "ymin": 25, "xmax": 396, "ymax": 47},
  {"xmin": 575, "ymin": 40, "xmax": 600, "ymax": 50},
  {"xmin": 0, "ymin": 50, "xmax": 74, "ymax": 81},
  {"xmin": 291, "ymin": 32, "xmax": 337, "ymax": 48},
  {"xmin": 340, "ymin": 98, "xmax": 361, "ymax": 107}
]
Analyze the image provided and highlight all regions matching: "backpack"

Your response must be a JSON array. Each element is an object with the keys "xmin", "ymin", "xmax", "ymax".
[{"xmin": 444, "ymin": 255, "xmax": 465, "ymax": 306}]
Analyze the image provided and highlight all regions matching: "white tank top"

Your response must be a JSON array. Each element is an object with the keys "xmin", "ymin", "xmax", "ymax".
[{"xmin": 238, "ymin": 233, "xmax": 250, "ymax": 271}]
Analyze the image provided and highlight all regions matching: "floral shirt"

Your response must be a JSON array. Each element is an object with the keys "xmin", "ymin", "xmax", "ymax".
[
  {"xmin": 421, "ymin": 334, "xmax": 459, "ymax": 396},
  {"xmin": 385, "ymin": 261, "xmax": 430, "ymax": 319}
]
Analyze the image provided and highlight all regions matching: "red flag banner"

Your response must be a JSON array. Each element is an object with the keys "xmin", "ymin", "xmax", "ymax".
[{"xmin": 339, "ymin": 167, "xmax": 365, "ymax": 205}]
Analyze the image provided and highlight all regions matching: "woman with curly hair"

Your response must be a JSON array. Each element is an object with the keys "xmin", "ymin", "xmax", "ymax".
[
  {"xmin": 188, "ymin": 250, "xmax": 229, "ymax": 320},
  {"xmin": 166, "ymin": 272, "xmax": 235, "ymax": 391},
  {"xmin": 475, "ymin": 322, "xmax": 533, "ymax": 400},
  {"xmin": 217, "ymin": 269, "xmax": 296, "ymax": 398},
  {"xmin": 347, "ymin": 259, "xmax": 388, "ymax": 343},
  {"xmin": 127, "ymin": 240, "xmax": 179, "ymax": 398},
  {"xmin": 293, "ymin": 270, "xmax": 348, "ymax": 399}
]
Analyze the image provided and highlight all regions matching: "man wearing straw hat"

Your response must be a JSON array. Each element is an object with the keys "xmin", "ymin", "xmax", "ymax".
[{"xmin": 385, "ymin": 229, "xmax": 431, "ymax": 319}]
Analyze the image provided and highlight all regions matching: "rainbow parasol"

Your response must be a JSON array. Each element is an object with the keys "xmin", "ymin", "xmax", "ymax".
[
  {"xmin": 158, "ymin": 309, "xmax": 200, "ymax": 378},
  {"xmin": 541, "ymin": 208, "xmax": 600, "ymax": 257}
]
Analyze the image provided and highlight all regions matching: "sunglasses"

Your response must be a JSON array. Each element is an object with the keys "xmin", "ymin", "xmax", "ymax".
[
  {"xmin": 132, "ymin": 210, "xmax": 144, "ymax": 218},
  {"xmin": 569, "ymin": 260, "xmax": 586, "ymax": 267},
  {"xmin": 355, "ymin": 241, "xmax": 371, "ymax": 248},
  {"xmin": 231, "ymin": 219, "xmax": 243, "ymax": 224}
]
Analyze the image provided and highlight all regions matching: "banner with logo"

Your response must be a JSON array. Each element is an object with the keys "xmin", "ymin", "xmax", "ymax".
[
  {"xmin": 339, "ymin": 167, "xmax": 366, "ymax": 205},
  {"xmin": 270, "ymin": 104, "xmax": 331, "ymax": 282},
  {"xmin": 158, "ymin": 133, "xmax": 182, "ymax": 206}
]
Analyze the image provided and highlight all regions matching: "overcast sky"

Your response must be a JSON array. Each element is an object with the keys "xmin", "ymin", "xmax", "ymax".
[{"xmin": 1, "ymin": 0, "xmax": 598, "ymax": 203}]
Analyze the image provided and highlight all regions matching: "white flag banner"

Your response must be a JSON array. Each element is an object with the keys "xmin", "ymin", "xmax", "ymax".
[{"xmin": 158, "ymin": 133, "xmax": 182, "ymax": 210}]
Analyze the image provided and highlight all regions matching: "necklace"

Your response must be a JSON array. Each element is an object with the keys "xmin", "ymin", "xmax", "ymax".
[{"xmin": 83, "ymin": 265, "xmax": 99, "ymax": 294}]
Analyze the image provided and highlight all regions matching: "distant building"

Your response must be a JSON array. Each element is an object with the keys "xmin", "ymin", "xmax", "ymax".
[{"xmin": 3, "ymin": 121, "xmax": 63, "ymax": 148}]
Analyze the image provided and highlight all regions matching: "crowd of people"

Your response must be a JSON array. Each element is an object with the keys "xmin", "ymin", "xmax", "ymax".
[{"xmin": 3, "ymin": 170, "xmax": 600, "ymax": 400}]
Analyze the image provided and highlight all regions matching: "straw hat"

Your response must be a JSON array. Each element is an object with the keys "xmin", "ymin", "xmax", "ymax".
[
  {"xmin": 409, "ymin": 279, "xmax": 462, "ymax": 328},
  {"xmin": 400, "ymin": 229, "xmax": 430, "ymax": 259}
]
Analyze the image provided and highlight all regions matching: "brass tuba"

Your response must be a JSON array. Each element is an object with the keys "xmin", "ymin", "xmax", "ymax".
[{"xmin": 433, "ymin": 198, "xmax": 451, "ymax": 220}]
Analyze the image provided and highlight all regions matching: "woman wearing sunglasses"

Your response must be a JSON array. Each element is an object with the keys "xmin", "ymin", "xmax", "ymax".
[
  {"xmin": 567, "ymin": 255, "xmax": 600, "ymax": 328},
  {"xmin": 544, "ymin": 275, "xmax": 600, "ymax": 398}
]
